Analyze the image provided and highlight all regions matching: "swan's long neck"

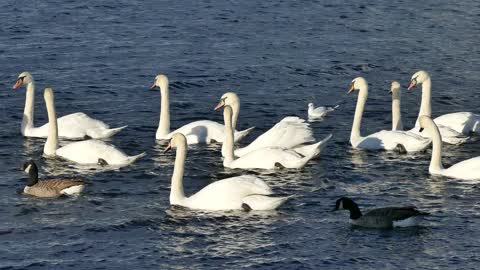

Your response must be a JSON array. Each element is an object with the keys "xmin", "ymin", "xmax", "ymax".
[
  {"xmin": 44, "ymin": 89, "xmax": 58, "ymax": 156},
  {"xmin": 22, "ymin": 82, "xmax": 35, "ymax": 133},
  {"xmin": 170, "ymin": 141, "xmax": 186, "ymax": 205},
  {"xmin": 392, "ymin": 91, "xmax": 403, "ymax": 131},
  {"xmin": 427, "ymin": 120, "xmax": 444, "ymax": 173},
  {"xmin": 157, "ymin": 82, "xmax": 170, "ymax": 138},
  {"xmin": 231, "ymin": 102, "xmax": 239, "ymax": 130},
  {"xmin": 416, "ymin": 78, "xmax": 432, "ymax": 126},
  {"xmin": 350, "ymin": 86, "xmax": 368, "ymax": 144},
  {"xmin": 223, "ymin": 107, "xmax": 235, "ymax": 165}
]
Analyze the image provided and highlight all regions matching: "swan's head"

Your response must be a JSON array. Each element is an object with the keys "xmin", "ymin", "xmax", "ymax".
[
  {"xmin": 407, "ymin": 70, "xmax": 430, "ymax": 91},
  {"xmin": 150, "ymin": 74, "xmax": 169, "ymax": 90},
  {"xmin": 332, "ymin": 197, "xmax": 357, "ymax": 212},
  {"xmin": 389, "ymin": 81, "xmax": 401, "ymax": 95},
  {"xmin": 44, "ymin": 87, "xmax": 54, "ymax": 102},
  {"xmin": 13, "ymin": 72, "xmax": 33, "ymax": 90},
  {"xmin": 347, "ymin": 77, "xmax": 367, "ymax": 95},
  {"xmin": 418, "ymin": 115, "xmax": 434, "ymax": 132},
  {"xmin": 163, "ymin": 133, "xmax": 186, "ymax": 153},
  {"xmin": 308, "ymin": 103, "xmax": 314, "ymax": 108},
  {"xmin": 214, "ymin": 92, "xmax": 239, "ymax": 110}
]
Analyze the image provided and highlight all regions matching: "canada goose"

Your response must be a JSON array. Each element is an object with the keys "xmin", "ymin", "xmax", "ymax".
[
  {"xmin": 333, "ymin": 197, "xmax": 429, "ymax": 228},
  {"xmin": 21, "ymin": 160, "xmax": 85, "ymax": 198}
]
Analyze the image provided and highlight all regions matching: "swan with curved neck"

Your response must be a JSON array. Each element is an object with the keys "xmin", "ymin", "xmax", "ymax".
[
  {"xmin": 215, "ymin": 92, "xmax": 319, "ymax": 157},
  {"xmin": 43, "ymin": 88, "xmax": 145, "ymax": 166},
  {"xmin": 13, "ymin": 72, "xmax": 126, "ymax": 139},
  {"xmin": 348, "ymin": 77, "xmax": 431, "ymax": 152},
  {"xmin": 419, "ymin": 115, "xmax": 480, "ymax": 181},
  {"xmin": 164, "ymin": 133, "xmax": 290, "ymax": 210},
  {"xmin": 222, "ymin": 106, "xmax": 331, "ymax": 169},
  {"xmin": 407, "ymin": 70, "xmax": 480, "ymax": 136},
  {"xmin": 150, "ymin": 75, "xmax": 254, "ymax": 144}
]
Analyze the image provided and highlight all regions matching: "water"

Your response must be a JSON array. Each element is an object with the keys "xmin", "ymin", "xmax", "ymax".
[{"xmin": 1, "ymin": 0, "xmax": 480, "ymax": 269}]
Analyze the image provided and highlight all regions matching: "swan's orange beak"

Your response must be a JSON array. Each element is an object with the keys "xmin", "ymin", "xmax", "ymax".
[
  {"xmin": 12, "ymin": 78, "xmax": 23, "ymax": 90},
  {"xmin": 150, "ymin": 82, "xmax": 157, "ymax": 89},
  {"xmin": 214, "ymin": 99, "xmax": 225, "ymax": 110},
  {"xmin": 407, "ymin": 79, "xmax": 417, "ymax": 91},
  {"xmin": 347, "ymin": 83, "xmax": 355, "ymax": 95},
  {"xmin": 163, "ymin": 143, "xmax": 172, "ymax": 153}
]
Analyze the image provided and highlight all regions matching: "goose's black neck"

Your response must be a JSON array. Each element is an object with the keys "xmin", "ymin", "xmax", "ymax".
[
  {"xmin": 347, "ymin": 202, "xmax": 363, "ymax": 220},
  {"xmin": 26, "ymin": 163, "xmax": 39, "ymax": 186}
]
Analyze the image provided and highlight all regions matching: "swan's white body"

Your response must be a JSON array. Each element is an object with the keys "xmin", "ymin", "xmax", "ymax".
[
  {"xmin": 166, "ymin": 133, "xmax": 290, "ymax": 211},
  {"xmin": 420, "ymin": 116, "xmax": 480, "ymax": 181},
  {"xmin": 43, "ymin": 88, "xmax": 145, "ymax": 166},
  {"xmin": 226, "ymin": 116, "xmax": 316, "ymax": 157},
  {"xmin": 407, "ymin": 71, "xmax": 476, "ymax": 144},
  {"xmin": 56, "ymin": 140, "xmax": 145, "ymax": 165},
  {"xmin": 14, "ymin": 72, "xmax": 126, "ymax": 139},
  {"xmin": 348, "ymin": 77, "xmax": 431, "ymax": 152},
  {"xmin": 307, "ymin": 103, "xmax": 338, "ymax": 120},
  {"xmin": 152, "ymin": 76, "xmax": 254, "ymax": 144},
  {"xmin": 222, "ymin": 106, "xmax": 331, "ymax": 169}
]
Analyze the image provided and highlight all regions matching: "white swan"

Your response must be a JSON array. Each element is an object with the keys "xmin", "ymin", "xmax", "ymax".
[
  {"xmin": 43, "ymin": 88, "xmax": 145, "ymax": 166},
  {"xmin": 222, "ymin": 106, "xmax": 331, "ymax": 169},
  {"xmin": 164, "ymin": 133, "xmax": 291, "ymax": 210},
  {"xmin": 13, "ymin": 72, "xmax": 126, "ymax": 139},
  {"xmin": 215, "ymin": 92, "xmax": 317, "ymax": 157},
  {"xmin": 150, "ymin": 75, "xmax": 254, "ymax": 144},
  {"xmin": 348, "ymin": 77, "xmax": 431, "ymax": 152},
  {"xmin": 419, "ymin": 116, "xmax": 480, "ymax": 181},
  {"xmin": 407, "ymin": 70, "xmax": 477, "ymax": 143},
  {"xmin": 307, "ymin": 103, "xmax": 338, "ymax": 120},
  {"xmin": 392, "ymin": 79, "xmax": 467, "ymax": 145}
]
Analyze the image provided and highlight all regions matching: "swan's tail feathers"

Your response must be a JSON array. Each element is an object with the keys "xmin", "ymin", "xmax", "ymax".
[
  {"xmin": 233, "ymin": 126, "xmax": 255, "ymax": 142},
  {"xmin": 242, "ymin": 194, "xmax": 293, "ymax": 211},
  {"xmin": 293, "ymin": 134, "xmax": 333, "ymax": 160},
  {"xmin": 87, "ymin": 125, "xmax": 128, "ymax": 139},
  {"xmin": 445, "ymin": 135, "xmax": 470, "ymax": 145},
  {"xmin": 127, "ymin": 152, "xmax": 146, "ymax": 164}
]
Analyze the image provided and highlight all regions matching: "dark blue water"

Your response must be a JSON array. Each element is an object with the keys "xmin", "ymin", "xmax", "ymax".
[{"xmin": 1, "ymin": 0, "xmax": 480, "ymax": 269}]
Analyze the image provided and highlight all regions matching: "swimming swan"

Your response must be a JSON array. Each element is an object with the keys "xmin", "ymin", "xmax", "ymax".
[
  {"xmin": 43, "ymin": 88, "xmax": 145, "ymax": 166},
  {"xmin": 150, "ymin": 75, "xmax": 254, "ymax": 144},
  {"xmin": 13, "ymin": 72, "xmax": 126, "ymax": 139},
  {"xmin": 390, "ymin": 81, "xmax": 467, "ymax": 145},
  {"xmin": 348, "ymin": 77, "xmax": 431, "ymax": 152},
  {"xmin": 222, "ymin": 106, "xmax": 331, "ymax": 169},
  {"xmin": 407, "ymin": 70, "xmax": 477, "ymax": 143},
  {"xmin": 164, "ymin": 133, "xmax": 291, "ymax": 210},
  {"xmin": 419, "ymin": 115, "xmax": 480, "ymax": 181},
  {"xmin": 215, "ymin": 92, "xmax": 318, "ymax": 157}
]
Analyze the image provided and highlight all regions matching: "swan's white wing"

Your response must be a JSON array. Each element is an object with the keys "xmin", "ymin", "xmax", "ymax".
[
  {"xmin": 409, "ymin": 124, "xmax": 469, "ymax": 145},
  {"xmin": 434, "ymin": 112, "xmax": 480, "ymax": 134},
  {"xmin": 354, "ymin": 130, "xmax": 430, "ymax": 152},
  {"xmin": 34, "ymin": 112, "xmax": 120, "ymax": 139},
  {"xmin": 235, "ymin": 117, "xmax": 314, "ymax": 156},
  {"xmin": 444, "ymin": 156, "xmax": 480, "ymax": 181},
  {"xmin": 229, "ymin": 148, "xmax": 304, "ymax": 169},
  {"xmin": 183, "ymin": 175, "xmax": 272, "ymax": 210},
  {"xmin": 56, "ymin": 140, "xmax": 130, "ymax": 165}
]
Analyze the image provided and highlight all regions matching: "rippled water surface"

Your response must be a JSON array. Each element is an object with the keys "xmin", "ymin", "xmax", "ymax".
[{"xmin": 1, "ymin": 0, "xmax": 480, "ymax": 269}]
